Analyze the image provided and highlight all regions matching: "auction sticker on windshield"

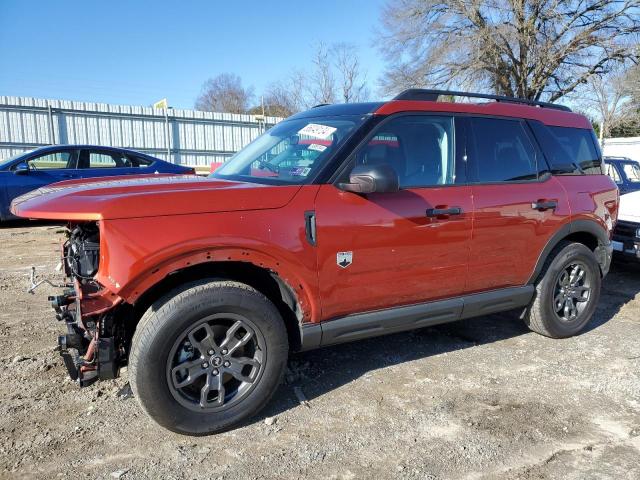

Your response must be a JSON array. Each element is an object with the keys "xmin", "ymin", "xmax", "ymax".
[
  {"xmin": 298, "ymin": 123, "xmax": 337, "ymax": 139},
  {"xmin": 308, "ymin": 143, "xmax": 328, "ymax": 152},
  {"xmin": 290, "ymin": 167, "xmax": 312, "ymax": 177}
]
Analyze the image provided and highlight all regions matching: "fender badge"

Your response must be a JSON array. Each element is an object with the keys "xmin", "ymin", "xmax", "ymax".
[{"xmin": 337, "ymin": 251, "xmax": 353, "ymax": 268}]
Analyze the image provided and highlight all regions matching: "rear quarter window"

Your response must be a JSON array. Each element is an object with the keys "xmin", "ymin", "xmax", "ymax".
[
  {"xmin": 529, "ymin": 122, "xmax": 603, "ymax": 175},
  {"xmin": 128, "ymin": 155, "xmax": 153, "ymax": 168}
]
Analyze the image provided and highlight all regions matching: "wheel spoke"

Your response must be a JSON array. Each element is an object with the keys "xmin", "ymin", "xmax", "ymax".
[
  {"xmin": 199, "ymin": 374, "xmax": 212, "ymax": 408},
  {"xmin": 571, "ymin": 267, "xmax": 585, "ymax": 286},
  {"xmin": 227, "ymin": 357, "xmax": 259, "ymax": 383},
  {"xmin": 564, "ymin": 298, "xmax": 578, "ymax": 320},
  {"xmin": 188, "ymin": 322, "xmax": 219, "ymax": 356},
  {"xmin": 172, "ymin": 359, "xmax": 207, "ymax": 389},
  {"xmin": 573, "ymin": 285, "xmax": 591, "ymax": 301},
  {"xmin": 221, "ymin": 320, "xmax": 254, "ymax": 355},
  {"xmin": 213, "ymin": 372, "xmax": 225, "ymax": 406},
  {"xmin": 554, "ymin": 292, "xmax": 564, "ymax": 311}
]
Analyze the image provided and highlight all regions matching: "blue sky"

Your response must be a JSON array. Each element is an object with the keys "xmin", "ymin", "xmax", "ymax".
[{"xmin": 0, "ymin": 0, "xmax": 387, "ymax": 109}]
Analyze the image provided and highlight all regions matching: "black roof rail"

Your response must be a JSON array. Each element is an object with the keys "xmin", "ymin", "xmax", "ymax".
[
  {"xmin": 393, "ymin": 89, "xmax": 572, "ymax": 112},
  {"xmin": 312, "ymin": 103, "xmax": 331, "ymax": 108}
]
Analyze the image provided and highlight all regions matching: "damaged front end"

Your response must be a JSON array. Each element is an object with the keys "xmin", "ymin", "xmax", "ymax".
[{"xmin": 50, "ymin": 222, "xmax": 128, "ymax": 386}]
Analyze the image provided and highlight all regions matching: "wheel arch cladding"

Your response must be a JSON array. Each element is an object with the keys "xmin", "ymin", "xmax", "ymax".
[
  {"xmin": 528, "ymin": 219, "xmax": 611, "ymax": 284},
  {"xmin": 131, "ymin": 260, "xmax": 305, "ymax": 352}
]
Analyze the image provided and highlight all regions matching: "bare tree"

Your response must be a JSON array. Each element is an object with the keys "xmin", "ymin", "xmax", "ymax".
[
  {"xmin": 378, "ymin": 0, "xmax": 640, "ymax": 101},
  {"xmin": 624, "ymin": 60, "xmax": 640, "ymax": 102},
  {"xmin": 265, "ymin": 43, "xmax": 370, "ymax": 111},
  {"xmin": 261, "ymin": 81, "xmax": 300, "ymax": 117},
  {"xmin": 195, "ymin": 73, "xmax": 254, "ymax": 113},
  {"xmin": 309, "ymin": 43, "xmax": 337, "ymax": 105},
  {"xmin": 581, "ymin": 69, "xmax": 634, "ymax": 139},
  {"xmin": 332, "ymin": 43, "xmax": 370, "ymax": 103}
]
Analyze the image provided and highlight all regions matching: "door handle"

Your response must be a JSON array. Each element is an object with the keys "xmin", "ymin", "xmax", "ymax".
[
  {"xmin": 426, "ymin": 207, "xmax": 462, "ymax": 218},
  {"xmin": 531, "ymin": 200, "xmax": 558, "ymax": 211}
]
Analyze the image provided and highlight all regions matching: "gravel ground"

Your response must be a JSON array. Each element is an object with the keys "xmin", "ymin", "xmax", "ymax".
[{"xmin": 1, "ymin": 223, "xmax": 639, "ymax": 480}]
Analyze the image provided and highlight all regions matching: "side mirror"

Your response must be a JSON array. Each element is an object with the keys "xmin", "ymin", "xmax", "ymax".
[
  {"xmin": 13, "ymin": 162, "xmax": 29, "ymax": 175},
  {"xmin": 338, "ymin": 164, "xmax": 399, "ymax": 194}
]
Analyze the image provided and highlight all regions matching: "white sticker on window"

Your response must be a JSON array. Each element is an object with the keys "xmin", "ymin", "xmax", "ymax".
[
  {"xmin": 308, "ymin": 143, "xmax": 328, "ymax": 152},
  {"xmin": 298, "ymin": 123, "xmax": 337, "ymax": 139},
  {"xmin": 290, "ymin": 167, "xmax": 312, "ymax": 176}
]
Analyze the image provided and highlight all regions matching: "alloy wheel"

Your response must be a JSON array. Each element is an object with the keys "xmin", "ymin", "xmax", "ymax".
[
  {"xmin": 553, "ymin": 262, "xmax": 592, "ymax": 322},
  {"xmin": 166, "ymin": 313, "xmax": 266, "ymax": 412}
]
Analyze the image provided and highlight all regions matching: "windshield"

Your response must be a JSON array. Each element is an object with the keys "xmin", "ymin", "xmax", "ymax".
[
  {"xmin": 622, "ymin": 162, "xmax": 640, "ymax": 183},
  {"xmin": 212, "ymin": 115, "xmax": 364, "ymax": 184},
  {"xmin": 0, "ymin": 151, "xmax": 26, "ymax": 169}
]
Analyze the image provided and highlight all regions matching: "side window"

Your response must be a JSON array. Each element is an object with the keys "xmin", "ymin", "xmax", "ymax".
[
  {"xmin": 127, "ymin": 155, "xmax": 152, "ymax": 168},
  {"xmin": 548, "ymin": 126, "xmax": 602, "ymax": 174},
  {"xmin": 354, "ymin": 115, "xmax": 456, "ymax": 188},
  {"xmin": 605, "ymin": 163, "xmax": 622, "ymax": 184},
  {"xmin": 469, "ymin": 118, "xmax": 538, "ymax": 182},
  {"xmin": 27, "ymin": 151, "xmax": 72, "ymax": 170},
  {"xmin": 85, "ymin": 152, "xmax": 126, "ymax": 169},
  {"xmin": 622, "ymin": 162, "xmax": 640, "ymax": 183},
  {"xmin": 530, "ymin": 122, "xmax": 602, "ymax": 175}
]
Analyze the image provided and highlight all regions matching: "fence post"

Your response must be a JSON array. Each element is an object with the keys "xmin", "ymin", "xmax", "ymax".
[
  {"xmin": 164, "ymin": 108, "xmax": 171, "ymax": 162},
  {"xmin": 47, "ymin": 102, "xmax": 56, "ymax": 144}
]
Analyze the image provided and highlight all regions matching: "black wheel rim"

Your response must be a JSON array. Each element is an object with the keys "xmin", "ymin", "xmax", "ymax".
[
  {"xmin": 166, "ymin": 313, "xmax": 266, "ymax": 412},
  {"xmin": 553, "ymin": 261, "xmax": 592, "ymax": 322}
]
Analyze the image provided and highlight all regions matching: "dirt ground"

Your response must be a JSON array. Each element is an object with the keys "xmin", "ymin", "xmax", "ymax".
[{"xmin": 0, "ymin": 223, "xmax": 639, "ymax": 480}]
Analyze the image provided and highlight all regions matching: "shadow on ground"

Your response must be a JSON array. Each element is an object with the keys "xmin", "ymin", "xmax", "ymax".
[
  {"xmin": 0, "ymin": 219, "xmax": 62, "ymax": 229},
  {"xmin": 253, "ymin": 261, "xmax": 640, "ymax": 424}
]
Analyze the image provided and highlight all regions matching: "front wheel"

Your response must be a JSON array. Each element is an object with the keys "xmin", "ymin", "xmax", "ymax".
[
  {"xmin": 524, "ymin": 241, "xmax": 602, "ymax": 338},
  {"xmin": 129, "ymin": 280, "xmax": 288, "ymax": 435}
]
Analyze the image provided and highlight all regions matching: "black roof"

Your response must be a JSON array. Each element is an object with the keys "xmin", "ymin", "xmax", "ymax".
[{"xmin": 288, "ymin": 102, "xmax": 384, "ymax": 120}]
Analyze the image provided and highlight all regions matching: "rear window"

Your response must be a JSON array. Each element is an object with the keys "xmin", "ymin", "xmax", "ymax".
[{"xmin": 529, "ymin": 122, "xmax": 603, "ymax": 175}]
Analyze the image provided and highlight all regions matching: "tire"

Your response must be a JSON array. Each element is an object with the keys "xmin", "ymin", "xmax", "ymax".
[
  {"xmin": 129, "ymin": 280, "xmax": 288, "ymax": 435},
  {"xmin": 524, "ymin": 241, "xmax": 601, "ymax": 338}
]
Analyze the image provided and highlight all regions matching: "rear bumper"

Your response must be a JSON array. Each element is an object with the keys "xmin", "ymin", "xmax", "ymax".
[
  {"xmin": 612, "ymin": 221, "xmax": 640, "ymax": 263},
  {"xmin": 612, "ymin": 236, "xmax": 640, "ymax": 261}
]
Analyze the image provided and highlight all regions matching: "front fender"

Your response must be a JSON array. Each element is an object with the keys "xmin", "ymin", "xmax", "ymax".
[{"xmin": 94, "ymin": 202, "xmax": 320, "ymax": 323}]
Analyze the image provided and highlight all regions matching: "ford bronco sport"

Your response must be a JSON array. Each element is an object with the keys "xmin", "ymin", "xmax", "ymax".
[{"xmin": 12, "ymin": 89, "xmax": 619, "ymax": 435}]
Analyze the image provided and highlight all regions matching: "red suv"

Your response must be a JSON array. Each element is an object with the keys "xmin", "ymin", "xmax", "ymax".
[{"xmin": 12, "ymin": 90, "xmax": 619, "ymax": 435}]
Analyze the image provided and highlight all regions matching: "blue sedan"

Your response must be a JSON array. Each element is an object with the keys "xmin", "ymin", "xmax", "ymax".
[{"xmin": 0, "ymin": 145, "xmax": 195, "ymax": 221}]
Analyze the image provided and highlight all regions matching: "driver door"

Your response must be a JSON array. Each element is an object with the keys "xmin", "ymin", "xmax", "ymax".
[
  {"xmin": 5, "ymin": 149, "xmax": 79, "ymax": 209},
  {"xmin": 314, "ymin": 114, "xmax": 473, "ymax": 320}
]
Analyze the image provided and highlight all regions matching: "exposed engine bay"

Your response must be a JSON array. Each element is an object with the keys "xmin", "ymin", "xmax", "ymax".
[{"xmin": 52, "ymin": 222, "xmax": 128, "ymax": 386}]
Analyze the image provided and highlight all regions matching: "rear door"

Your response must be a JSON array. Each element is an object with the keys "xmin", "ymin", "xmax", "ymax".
[
  {"xmin": 315, "ymin": 114, "xmax": 473, "ymax": 320},
  {"xmin": 77, "ymin": 149, "xmax": 144, "ymax": 178},
  {"xmin": 465, "ymin": 116, "xmax": 569, "ymax": 292}
]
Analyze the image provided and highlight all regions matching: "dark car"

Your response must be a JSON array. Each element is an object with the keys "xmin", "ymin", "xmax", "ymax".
[
  {"xmin": 13, "ymin": 89, "xmax": 618, "ymax": 435},
  {"xmin": 0, "ymin": 145, "xmax": 194, "ymax": 222},
  {"xmin": 604, "ymin": 156, "xmax": 640, "ymax": 194}
]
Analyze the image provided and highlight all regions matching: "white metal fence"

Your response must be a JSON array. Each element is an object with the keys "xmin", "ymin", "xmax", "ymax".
[
  {"xmin": 602, "ymin": 136, "xmax": 640, "ymax": 162},
  {"xmin": 0, "ymin": 96, "xmax": 283, "ymax": 167}
]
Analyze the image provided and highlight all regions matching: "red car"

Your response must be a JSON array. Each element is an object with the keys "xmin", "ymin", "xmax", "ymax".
[{"xmin": 12, "ymin": 89, "xmax": 618, "ymax": 435}]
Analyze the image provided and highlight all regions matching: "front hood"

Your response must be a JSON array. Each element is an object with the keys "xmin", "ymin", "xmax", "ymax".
[
  {"xmin": 11, "ymin": 174, "xmax": 301, "ymax": 220},
  {"xmin": 619, "ymin": 190, "xmax": 640, "ymax": 223}
]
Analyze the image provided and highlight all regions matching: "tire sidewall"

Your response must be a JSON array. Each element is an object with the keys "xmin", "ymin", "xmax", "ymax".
[{"xmin": 131, "ymin": 282, "xmax": 288, "ymax": 435}]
